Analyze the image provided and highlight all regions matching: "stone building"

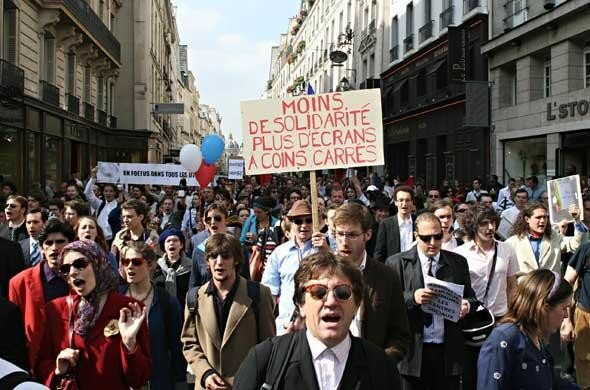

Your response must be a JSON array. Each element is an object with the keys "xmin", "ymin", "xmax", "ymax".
[
  {"xmin": 0, "ymin": 0, "xmax": 149, "ymax": 193},
  {"xmin": 482, "ymin": 0, "xmax": 587, "ymax": 183}
]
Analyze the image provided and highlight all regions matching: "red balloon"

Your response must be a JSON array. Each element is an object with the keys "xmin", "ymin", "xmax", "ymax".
[{"xmin": 195, "ymin": 162, "xmax": 217, "ymax": 187}]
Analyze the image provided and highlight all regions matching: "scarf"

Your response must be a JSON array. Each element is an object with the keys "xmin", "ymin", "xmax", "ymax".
[{"xmin": 157, "ymin": 253, "xmax": 192, "ymax": 298}]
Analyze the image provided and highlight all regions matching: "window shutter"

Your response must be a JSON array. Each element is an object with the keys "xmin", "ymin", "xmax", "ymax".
[
  {"xmin": 66, "ymin": 53, "xmax": 76, "ymax": 94},
  {"xmin": 97, "ymin": 76, "xmax": 104, "ymax": 110},
  {"xmin": 44, "ymin": 35, "xmax": 55, "ymax": 83},
  {"xmin": 84, "ymin": 66, "xmax": 91, "ymax": 102},
  {"xmin": 4, "ymin": 9, "xmax": 17, "ymax": 64}
]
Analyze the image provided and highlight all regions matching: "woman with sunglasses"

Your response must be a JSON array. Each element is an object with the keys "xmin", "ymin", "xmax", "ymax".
[
  {"xmin": 36, "ymin": 240, "xmax": 151, "ymax": 389},
  {"xmin": 477, "ymin": 270, "xmax": 574, "ymax": 389},
  {"xmin": 120, "ymin": 242, "xmax": 186, "ymax": 389},
  {"xmin": 75, "ymin": 216, "xmax": 118, "ymax": 272}
]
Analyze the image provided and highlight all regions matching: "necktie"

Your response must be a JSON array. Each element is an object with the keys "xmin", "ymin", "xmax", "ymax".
[
  {"xmin": 423, "ymin": 257, "xmax": 435, "ymax": 327},
  {"xmin": 30, "ymin": 240, "xmax": 42, "ymax": 266}
]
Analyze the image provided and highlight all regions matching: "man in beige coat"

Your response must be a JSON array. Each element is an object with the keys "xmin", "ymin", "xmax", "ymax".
[{"xmin": 182, "ymin": 233, "xmax": 275, "ymax": 389}]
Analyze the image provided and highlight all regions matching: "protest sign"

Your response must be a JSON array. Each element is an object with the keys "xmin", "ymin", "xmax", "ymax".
[
  {"xmin": 228, "ymin": 159, "xmax": 244, "ymax": 180},
  {"xmin": 422, "ymin": 276, "xmax": 464, "ymax": 323},
  {"xmin": 240, "ymin": 90, "xmax": 384, "ymax": 175},
  {"xmin": 96, "ymin": 162, "xmax": 198, "ymax": 186},
  {"xmin": 547, "ymin": 174, "xmax": 583, "ymax": 224}
]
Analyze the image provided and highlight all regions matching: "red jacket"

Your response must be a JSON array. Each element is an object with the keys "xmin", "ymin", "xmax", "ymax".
[
  {"xmin": 36, "ymin": 292, "xmax": 152, "ymax": 389},
  {"xmin": 8, "ymin": 262, "xmax": 48, "ymax": 370}
]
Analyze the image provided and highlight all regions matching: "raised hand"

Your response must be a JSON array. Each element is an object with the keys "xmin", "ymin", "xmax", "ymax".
[
  {"xmin": 55, "ymin": 348, "xmax": 80, "ymax": 375},
  {"xmin": 119, "ymin": 302, "xmax": 147, "ymax": 352}
]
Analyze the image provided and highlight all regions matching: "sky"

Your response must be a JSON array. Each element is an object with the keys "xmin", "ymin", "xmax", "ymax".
[{"xmin": 174, "ymin": 0, "xmax": 299, "ymax": 145}]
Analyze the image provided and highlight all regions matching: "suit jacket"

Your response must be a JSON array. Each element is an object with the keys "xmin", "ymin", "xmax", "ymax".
[
  {"xmin": 360, "ymin": 257, "xmax": 411, "ymax": 362},
  {"xmin": 7, "ymin": 262, "xmax": 48, "ymax": 370},
  {"xmin": 0, "ymin": 297, "xmax": 28, "ymax": 371},
  {"xmin": 506, "ymin": 231, "xmax": 584, "ymax": 275},
  {"xmin": 233, "ymin": 330, "xmax": 401, "ymax": 390},
  {"xmin": 385, "ymin": 247, "xmax": 478, "ymax": 377},
  {"xmin": 373, "ymin": 214, "xmax": 415, "ymax": 262},
  {"xmin": 181, "ymin": 276, "xmax": 276, "ymax": 387},
  {"xmin": 18, "ymin": 238, "xmax": 31, "ymax": 268},
  {"xmin": 0, "ymin": 237, "xmax": 24, "ymax": 298}
]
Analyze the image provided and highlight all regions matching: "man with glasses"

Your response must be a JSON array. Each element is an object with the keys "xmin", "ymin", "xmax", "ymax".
[
  {"xmin": 262, "ymin": 200, "xmax": 328, "ymax": 334},
  {"xmin": 386, "ymin": 213, "xmax": 477, "ymax": 390},
  {"xmin": 374, "ymin": 185, "xmax": 416, "ymax": 263},
  {"xmin": 8, "ymin": 219, "xmax": 75, "ymax": 370},
  {"xmin": 333, "ymin": 203, "xmax": 410, "ymax": 363},
  {"xmin": 418, "ymin": 188, "xmax": 441, "ymax": 215},
  {"xmin": 5, "ymin": 196, "xmax": 28, "ymax": 242}
]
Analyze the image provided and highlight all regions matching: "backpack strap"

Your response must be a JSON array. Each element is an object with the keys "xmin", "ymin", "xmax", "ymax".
[
  {"xmin": 246, "ymin": 280, "xmax": 261, "ymax": 342},
  {"xmin": 187, "ymin": 285, "xmax": 199, "ymax": 314},
  {"xmin": 96, "ymin": 199, "xmax": 107, "ymax": 218},
  {"xmin": 260, "ymin": 333, "xmax": 297, "ymax": 390},
  {"xmin": 0, "ymin": 371, "xmax": 34, "ymax": 389}
]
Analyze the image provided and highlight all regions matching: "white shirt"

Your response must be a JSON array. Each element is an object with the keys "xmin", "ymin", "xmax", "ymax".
[
  {"xmin": 306, "ymin": 331, "xmax": 351, "ymax": 390},
  {"xmin": 453, "ymin": 240, "xmax": 519, "ymax": 317},
  {"xmin": 417, "ymin": 249, "xmax": 445, "ymax": 344},
  {"xmin": 84, "ymin": 178, "xmax": 118, "ymax": 240},
  {"xmin": 398, "ymin": 214, "xmax": 413, "ymax": 252},
  {"xmin": 349, "ymin": 252, "xmax": 367, "ymax": 337},
  {"xmin": 465, "ymin": 189, "xmax": 488, "ymax": 203},
  {"xmin": 442, "ymin": 236, "xmax": 459, "ymax": 251}
]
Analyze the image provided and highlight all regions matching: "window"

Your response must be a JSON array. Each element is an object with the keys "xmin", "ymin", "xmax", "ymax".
[
  {"xmin": 83, "ymin": 66, "xmax": 91, "ymax": 102},
  {"xmin": 436, "ymin": 60, "xmax": 448, "ymax": 90},
  {"xmin": 505, "ymin": 0, "xmax": 527, "ymax": 29},
  {"xmin": 43, "ymin": 34, "xmax": 55, "ymax": 83},
  {"xmin": 584, "ymin": 50, "xmax": 590, "ymax": 88},
  {"xmin": 65, "ymin": 53, "xmax": 76, "ymax": 95},
  {"xmin": 391, "ymin": 15, "xmax": 399, "ymax": 48},
  {"xmin": 544, "ymin": 60, "xmax": 551, "ymax": 98},
  {"xmin": 424, "ymin": 0, "xmax": 432, "ymax": 23},
  {"xmin": 3, "ymin": 3, "xmax": 18, "ymax": 65},
  {"xmin": 406, "ymin": 2, "xmax": 414, "ymax": 36},
  {"xmin": 98, "ymin": 0, "xmax": 104, "ymax": 20},
  {"xmin": 369, "ymin": 54, "xmax": 375, "ymax": 78},
  {"xmin": 417, "ymin": 69, "xmax": 426, "ymax": 96}
]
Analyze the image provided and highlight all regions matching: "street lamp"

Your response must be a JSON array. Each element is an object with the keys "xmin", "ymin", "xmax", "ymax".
[{"xmin": 336, "ymin": 77, "xmax": 352, "ymax": 92}]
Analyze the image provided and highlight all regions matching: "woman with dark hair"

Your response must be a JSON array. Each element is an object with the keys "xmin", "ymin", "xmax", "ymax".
[
  {"xmin": 75, "ymin": 215, "xmax": 117, "ymax": 271},
  {"xmin": 477, "ymin": 269, "xmax": 575, "ymax": 389},
  {"xmin": 36, "ymin": 240, "xmax": 151, "ymax": 389},
  {"xmin": 506, "ymin": 202, "xmax": 585, "ymax": 274}
]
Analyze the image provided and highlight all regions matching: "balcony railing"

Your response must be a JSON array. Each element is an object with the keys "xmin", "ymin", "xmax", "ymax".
[
  {"xmin": 97, "ymin": 109, "xmax": 107, "ymax": 126},
  {"xmin": 66, "ymin": 93, "xmax": 79, "ymax": 115},
  {"xmin": 83, "ymin": 102, "xmax": 94, "ymax": 121},
  {"xmin": 464, "ymin": 0, "xmax": 481, "ymax": 13},
  {"xmin": 440, "ymin": 6, "xmax": 454, "ymax": 30},
  {"xmin": 40, "ymin": 80, "xmax": 59, "ymax": 107},
  {"xmin": 390, "ymin": 45, "xmax": 399, "ymax": 62},
  {"xmin": 62, "ymin": 0, "xmax": 121, "ymax": 63},
  {"xmin": 0, "ymin": 59, "xmax": 24, "ymax": 97},
  {"xmin": 419, "ymin": 21, "xmax": 434, "ymax": 43},
  {"xmin": 109, "ymin": 115, "xmax": 117, "ymax": 128},
  {"xmin": 404, "ymin": 34, "xmax": 414, "ymax": 53}
]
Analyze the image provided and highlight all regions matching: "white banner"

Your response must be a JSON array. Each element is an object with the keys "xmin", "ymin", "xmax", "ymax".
[
  {"xmin": 228, "ymin": 159, "xmax": 244, "ymax": 180},
  {"xmin": 240, "ymin": 89, "xmax": 384, "ymax": 175},
  {"xmin": 422, "ymin": 276, "xmax": 464, "ymax": 323},
  {"xmin": 96, "ymin": 162, "xmax": 198, "ymax": 186}
]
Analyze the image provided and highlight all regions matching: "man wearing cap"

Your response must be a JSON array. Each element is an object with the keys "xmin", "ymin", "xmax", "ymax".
[
  {"xmin": 154, "ymin": 228, "xmax": 193, "ymax": 308},
  {"xmin": 261, "ymin": 200, "xmax": 329, "ymax": 334}
]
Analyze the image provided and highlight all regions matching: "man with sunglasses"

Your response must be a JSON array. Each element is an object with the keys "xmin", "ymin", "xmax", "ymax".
[
  {"xmin": 385, "ymin": 213, "xmax": 477, "ymax": 390},
  {"xmin": 8, "ymin": 219, "xmax": 75, "ymax": 370},
  {"xmin": 333, "ymin": 203, "xmax": 411, "ymax": 363},
  {"xmin": 262, "ymin": 200, "xmax": 328, "ymax": 334},
  {"xmin": 5, "ymin": 195, "xmax": 28, "ymax": 242},
  {"xmin": 235, "ymin": 251, "xmax": 400, "ymax": 389}
]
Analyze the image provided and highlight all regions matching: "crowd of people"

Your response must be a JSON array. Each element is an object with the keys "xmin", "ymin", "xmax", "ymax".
[{"xmin": 0, "ymin": 168, "xmax": 589, "ymax": 389}]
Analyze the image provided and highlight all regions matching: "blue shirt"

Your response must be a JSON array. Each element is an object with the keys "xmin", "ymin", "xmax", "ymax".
[{"xmin": 261, "ymin": 238, "xmax": 316, "ymax": 334}]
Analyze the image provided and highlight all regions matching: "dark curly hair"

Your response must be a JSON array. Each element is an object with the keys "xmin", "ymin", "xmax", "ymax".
[
  {"xmin": 463, "ymin": 204, "xmax": 500, "ymax": 241},
  {"xmin": 509, "ymin": 202, "xmax": 552, "ymax": 238}
]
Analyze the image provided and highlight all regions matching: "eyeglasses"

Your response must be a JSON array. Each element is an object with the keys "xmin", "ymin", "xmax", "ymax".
[
  {"xmin": 304, "ymin": 284, "xmax": 353, "ymax": 301},
  {"xmin": 59, "ymin": 258, "xmax": 90, "ymax": 275},
  {"xmin": 417, "ymin": 232, "xmax": 444, "ymax": 242},
  {"xmin": 5, "ymin": 203, "xmax": 18, "ymax": 209},
  {"xmin": 43, "ymin": 239, "xmax": 67, "ymax": 246},
  {"xmin": 456, "ymin": 208, "xmax": 468, "ymax": 213},
  {"xmin": 291, "ymin": 217, "xmax": 313, "ymax": 225},
  {"xmin": 335, "ymin": 231, "xmax": 364, "ymax": 240},
  {"xmin": 205, "ymin": 215, "xmax": 223, "ymax": 224},
  {"xmin": 121, "ymin": 257, "xmax": 146, "ymax": 267}
]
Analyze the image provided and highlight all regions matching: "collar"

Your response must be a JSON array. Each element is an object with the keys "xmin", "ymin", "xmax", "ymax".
[
  {"xmin": 528, "ymin": 231, "xmax": 544, "ymax": 241},
  {"xmin": 43, "ymin": 260, "xmax": 61, "ymax": 282},
  {"xmin": 397, "ymin": 213, "xmax": 412, "ymax": 225},
  {"xmin": 465, "ymin": 239, "xmax": 497, "ymax": 254},
  {"xmin": 306, "ymin": 330, "xmax": 351, "ymax": 364},
  {"xmin": 359, "ymin": 251, "xmax": 367, "ymax": 272},
  {"xmin": 8, "ymin": 219, "xmax": 24, "ymax": 229},
  {"xmin": 205, "ymin": 275, "xmax": 240, "ymax": 296},
  {"xmin": 417, "ymin": 248, "xmax": 440, "ymax": 263}
]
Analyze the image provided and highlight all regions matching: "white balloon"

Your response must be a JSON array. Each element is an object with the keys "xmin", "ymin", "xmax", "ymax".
[{"xmin": 179, "ymin": 144, "xmax": 203, "ymax": 172}]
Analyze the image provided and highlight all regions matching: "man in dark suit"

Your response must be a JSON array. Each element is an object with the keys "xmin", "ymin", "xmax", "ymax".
[
  {"xmin": 333, "ymin": 202, "xmax": 411, "ymax": 363},
  {"xmin": 18, "ymin": 209, "xmax": 48, "ymax": 268},
  {"xmin": 386, "ymin": 212, "xmax": 478, "ymax": 390},
  {"xmin": 0, "ymin": 237, "xmax": 25, "ymax": 298},
  {"xmin": 374, "ymin": 185, "xmax": 415, "ymax": 262},
  {"xmin": 234, "ymin": 251, "xmax": 401, "ymax": 389}
]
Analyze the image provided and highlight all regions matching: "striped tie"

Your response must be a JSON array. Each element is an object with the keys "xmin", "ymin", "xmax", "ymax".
[{"xmin": 30, "ymin": 240, "xmax": 42, "ymax": 266}]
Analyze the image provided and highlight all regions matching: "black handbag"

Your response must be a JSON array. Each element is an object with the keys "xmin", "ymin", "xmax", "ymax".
[{"xmin": 462, "ymin": 244, "xmax": 497, "ymax": 347}]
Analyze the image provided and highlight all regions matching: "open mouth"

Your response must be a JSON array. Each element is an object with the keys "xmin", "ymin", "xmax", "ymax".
[
  {"xmin": 321, "ymin": 314, "xmax": 341, "ymax": 323},
  {"xmin": 339, "ymin": 249, "xmax": 351, "ymax": 256},
  {"xmin": 72, "ymin": 279, "xmax": 85, "ymax": 288},
  {"xmin": 83, "ymin": 234, "xmax": 92, "ymax": 240},
  {"xmin": 210, "ymin": 226, "xmax": 218, "ymax": 232},
  {"xmin": 127, "ymin": 270, "xmax": 136, "ymax": 277}
]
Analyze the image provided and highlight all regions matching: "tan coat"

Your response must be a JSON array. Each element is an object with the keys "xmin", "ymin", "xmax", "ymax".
[
  {"xmin": 181, "ymin": 276, "xmax": 276, "ymax": 388},
  {"xmin": 505, "ymin": 230, "xmax": 585, "ymax": 274}
]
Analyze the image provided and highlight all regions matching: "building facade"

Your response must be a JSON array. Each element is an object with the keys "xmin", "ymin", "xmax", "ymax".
[
  {"xmin": 381, "ymin": 0, "xmax": 490, "ymax": 188},
  {"xmin": 0, "ymin": 0, "xmax": 149, "ymax": 194},
  {"xmin": 482, "ymin": 0, "xmax": 586, "ymax": 184}
]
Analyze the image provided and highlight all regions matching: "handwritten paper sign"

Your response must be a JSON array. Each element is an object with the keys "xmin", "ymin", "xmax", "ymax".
[
  {"xmin": 96, "ymin": 162, "xmax": 198, "ymax": 186},
  {"xmin": 228, "ymin": 159, "xmax": 244, "ymax": 180},
  {"xmin": 240, "ymin": 90, "xmax": 384, "ymax": 175},
  {"xmin": 422, "ymin": 276, "xmax": 464, "ymax": 323}
]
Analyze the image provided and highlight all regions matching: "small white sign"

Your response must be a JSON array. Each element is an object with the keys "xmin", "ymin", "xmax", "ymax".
[
  {"xmin": 228, "ymin": 159, "xmax": 244, "ymax": 180},
  {"xmin": 422, "ymin": 276, "xmax": 465, "ymax": 323}
]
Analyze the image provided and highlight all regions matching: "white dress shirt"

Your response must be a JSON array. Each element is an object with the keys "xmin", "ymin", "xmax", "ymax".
[
  {"xmin": 306, "ymin": 331, "xmax": 351, "ymax": 390},
  {"xmin": 84, "ymin": 178, "xmax": 118, "ymax": 240},
  {"xmin": 417, "ymin": 249, "xmax": 445, "ymax": 344},
  {"xmin": 398, "ymin": 214, "xmax": 413, "ymax": 252}
]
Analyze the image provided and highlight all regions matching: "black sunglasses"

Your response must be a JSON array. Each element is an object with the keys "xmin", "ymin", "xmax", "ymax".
[
  {"xmin": 44, "ymin": 239, "xmax": 67, "ymax": 246},
  {"xmin": 59, "ymin": 258, "xmax": 90, "ymax": 275},
  {"xmin": 417, "ymin": 232, "xmax": 444, "ymax": 242},
  {"xmin": 121, "ymin": 257, "xmax": 146, "ymax": 267},
  {"xmin": 205, "ymin": 215, "xmax": 223, "ymax": 224},
  {"xmin": 291, "ymin": 217, "xmax": 313, "ymax": 225},
  {"xmin": 304, "ymin": 284, "xmax": 353, "ymax": 301}
]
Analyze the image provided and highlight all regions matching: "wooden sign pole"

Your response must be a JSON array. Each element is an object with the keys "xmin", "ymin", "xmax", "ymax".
[{"xmin": 309, "ymin": 170, "xmax": 320, "ymax": 232}]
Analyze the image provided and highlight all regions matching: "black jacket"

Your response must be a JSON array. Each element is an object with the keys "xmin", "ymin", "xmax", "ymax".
[
  {"xmin": 373, "ymin": 213, "xmax": 415, "ymax": 262},
  {"xmin": 233, "ymin": 330, "xmax": 401, "ymax": 390},
  {"xmin": 0, "ymin": 237, "xmax": 24, "ymax": 298},
  {"xmin": 385, "ymin": 247, "xmax": 478, "ymax": 377}
]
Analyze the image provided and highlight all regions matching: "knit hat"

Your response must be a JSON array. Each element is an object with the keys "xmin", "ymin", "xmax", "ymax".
[{"xmin": 158, "ymin": 228, "xmax": 185, "ymax": 251}]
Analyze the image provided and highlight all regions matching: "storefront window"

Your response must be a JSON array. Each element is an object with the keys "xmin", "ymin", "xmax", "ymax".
[
  {"xmin": 27, "ymin": 132, "xmax": 41, "ymax": 191},
  {"xmin": 504, "ymin": 136, "xmax": 547, "ymax": 185},
  {"xmin": 0, "ymin": 127, "xmax": 20, "ymax": 184},
  {"xmin": 44, "ymin": 136, "xmax": 62, "ymax": 193}
]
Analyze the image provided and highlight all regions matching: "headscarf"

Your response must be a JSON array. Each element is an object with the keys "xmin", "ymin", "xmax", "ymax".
[{"xmin": 60, "ymin": 240, "xmax": 118, "ymax": 337}]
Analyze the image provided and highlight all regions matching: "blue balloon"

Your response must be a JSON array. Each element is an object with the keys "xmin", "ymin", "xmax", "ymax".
[{"xmin": 201, "ymin": 134, "xmax": 225, "ymax": 164}]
